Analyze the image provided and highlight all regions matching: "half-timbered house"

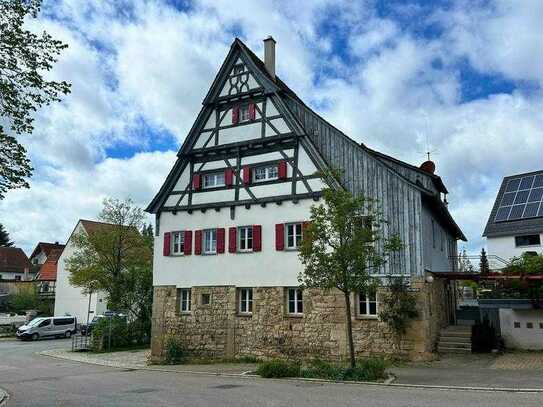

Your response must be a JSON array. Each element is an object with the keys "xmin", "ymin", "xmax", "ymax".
[{"xmin": 147, "ymin": 37, "xmax": 466, "ymax": 361}]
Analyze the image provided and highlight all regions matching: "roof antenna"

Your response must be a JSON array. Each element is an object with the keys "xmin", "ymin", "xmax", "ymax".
[{"xmin": 416, "ymin": 111, "xmax": 438, "ymax": 163}]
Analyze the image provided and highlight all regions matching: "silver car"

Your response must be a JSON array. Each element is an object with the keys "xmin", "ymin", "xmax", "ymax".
[{"xmin": 16, "ymin": 316, "xmax": 77, "ymax": 341}]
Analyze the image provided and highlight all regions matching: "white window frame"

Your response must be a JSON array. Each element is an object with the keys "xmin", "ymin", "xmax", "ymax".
[
  {"xmin": 253, "ymin": 164, "xmax": 279, "ymax": 183},
  {"xmin": 287, "ymin": 288, "xmax": 303, "ymax": 315},
  {"xmin": 171, "ymin": 231, "xmax": 185, "ymax": 255},
  {"xmin": 359, "ymin": 291, "xmax": 378, "ymax": 318},
  {"xmin": 238, "ymin": 288, "xmax": 253, "ymax": 314},
  {"xmin": 203, "ymin": 229, "xmax": 217, "ymax": 254},
  {"xmin": 203, "ymin": 172, "xmax": 225, "ymax": 189},
  {"xmin": 180, "ymin": 288, "xmax": 191, "ymax": 313},
  {"xmin": 239, "ymin": 104, "xmax": 250, "ymax": 122},
  {"xmin": 285, "ymin": 222, "xmax": 303, "ymax": 250},
  {"xmin": 238, "ymin": 226, "xmax": 253, "ymax": 252}
]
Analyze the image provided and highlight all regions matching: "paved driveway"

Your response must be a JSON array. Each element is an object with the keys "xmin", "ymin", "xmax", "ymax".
[{"xmin": 1, "ymin": 339, "xmax": 543, "ymax": 406}]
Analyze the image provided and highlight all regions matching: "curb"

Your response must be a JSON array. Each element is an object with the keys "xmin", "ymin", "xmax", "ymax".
[{"xmin": 38, "ymin": 351, "xmax": 543, "ymax": 393}]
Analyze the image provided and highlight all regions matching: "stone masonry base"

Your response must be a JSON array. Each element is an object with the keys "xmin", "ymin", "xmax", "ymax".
[{"xmin": 150, "ymin": 278, "xmax": 448, "ymax": 363}]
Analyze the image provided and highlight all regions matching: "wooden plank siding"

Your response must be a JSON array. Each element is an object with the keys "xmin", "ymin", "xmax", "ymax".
[{"xmin": 285, "ymin": 97, "xmax": 425, "ymax": 277}]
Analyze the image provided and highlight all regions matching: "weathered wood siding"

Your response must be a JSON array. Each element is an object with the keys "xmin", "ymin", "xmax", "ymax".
[{"xmin": 285, "ymin": 97, "xmax": 425, "ymax": 277}]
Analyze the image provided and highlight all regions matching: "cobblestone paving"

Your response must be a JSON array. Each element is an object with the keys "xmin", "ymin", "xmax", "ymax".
[{"xmin": 492, "ymin": 353, "xmax": 543, "ymax": 370}]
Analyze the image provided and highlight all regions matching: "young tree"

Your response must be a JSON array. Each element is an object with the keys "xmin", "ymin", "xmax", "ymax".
[
  {"xmin": 66, "ymin": 198, "xmax": 153, "ymax": 326},
  {"xmin": 1, "ymin": 0, "xmax": 71, "ymax": 199},
  {"xmin": 479, "ymin": 248, "xmax": 490, "ymax": 275},
  {"xmin": 0, "ymin": 223, "xmax": 14, "ymax": 247},
  {"xmin": 298, "ymin": 186, "xmax": 402, "ymax": 368}
]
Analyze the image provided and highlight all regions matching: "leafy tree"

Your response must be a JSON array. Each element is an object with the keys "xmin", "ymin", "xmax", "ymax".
[
  {"xmin": 298, "ymin": 185, "xmax": 402, "ymax": 368},
  {"xmin": 1, "ymin": 0, "xmax": 71, "ymax": 199},
  {"xmin": 479, "ymin": 248, "xmax": 490, "ymax": 275},
  {"xmin": 66, "ymin": 198, "xmax": 153, "ymax": 330},
  {"xmin": 378, "ymin": 277, "xmax": 419, "ymax": 352},
  {"xmin": 458, "ymin": 248, "xmax": 474, "ymax": 272},
  {"xmin": 0, "ymin": 223, "xmax": 14, "ymax": 247}
]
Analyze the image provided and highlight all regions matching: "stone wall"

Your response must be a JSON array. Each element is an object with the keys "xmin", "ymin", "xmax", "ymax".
[{"xmin": 150, "ymin": 278, "xmax": 449, "ymax": 363}]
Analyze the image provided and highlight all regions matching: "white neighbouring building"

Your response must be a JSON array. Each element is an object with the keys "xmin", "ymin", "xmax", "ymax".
[
  {"xmin": 483, "ymin": 170, "xmax": 543, "ymax": 350},
  {"xmin": 54, "ymin": 220, "xmax": 108, "ymax": 324},
  {"xmin": 147, "ymin": 37, "xmax": 466, "ymax": 362}
]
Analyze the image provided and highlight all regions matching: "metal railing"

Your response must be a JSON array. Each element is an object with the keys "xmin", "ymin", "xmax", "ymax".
[{"xmin": 71, "ymin": 333, "xmax": 91, "ymax": 351}]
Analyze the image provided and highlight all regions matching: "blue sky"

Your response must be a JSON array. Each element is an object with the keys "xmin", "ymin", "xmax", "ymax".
[{"xmin": 2, "ymin": 0, "xmax": 543, "ymax": 255}]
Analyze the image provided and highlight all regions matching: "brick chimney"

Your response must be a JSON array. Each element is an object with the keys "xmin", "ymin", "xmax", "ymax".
[{"xmin": 264, "ymin": 36, "xmax": 276, "ymax": 79}]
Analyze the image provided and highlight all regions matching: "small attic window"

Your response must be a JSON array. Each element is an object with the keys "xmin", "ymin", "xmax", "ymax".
[{"xmin": 233, "ymin": 64, "xmax": 245, "ymax": 75}]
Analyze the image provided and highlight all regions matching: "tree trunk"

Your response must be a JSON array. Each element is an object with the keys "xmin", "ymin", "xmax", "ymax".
[{"xmin": 343, "ymin": 291, "xmax": 356, "ymax": 368}]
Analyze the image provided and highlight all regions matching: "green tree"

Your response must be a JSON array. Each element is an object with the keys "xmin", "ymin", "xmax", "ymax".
[
  {"xmin": 0, "ymin": 223, "xmax": 14, "ymax": 247},
  {"xmin": 66, "ymin": 198, "xmax": 153, "ymax": 327},
  {"xmin": 1, "ymin": 0, "xmax": 71, "ymax": 199},
  {"xmin": 298, "ymin": 185, "xmax": 402, "ymax": 368},
  {"xmin": 479, "ymin": 248, "xmax": 490, "ymax": 275},
  {"xmin": 378, "ymin": 277, "xmax": 419, "ymax": 353}
]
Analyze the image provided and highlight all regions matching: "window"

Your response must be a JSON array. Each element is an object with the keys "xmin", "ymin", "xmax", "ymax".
[
  {"xmin": 233, "ymin": 63, "xmax": 245, "ymax": 75},
  {"xmin": 288, "ymin": 288, "xmax": 303, "ymax": 315},
  {"xmin": 540, "ymin": 323, "xmax": 543, "ymax": 329},
  {"xmin": 201, "ymin": 293, "xmax": 211, "ymax": 305},
  {"xmin": 286, "ymin": 223, "xmax": 303, "ymax": 249},
  {"xmin": 359, "ymin": 291, "xmax": 378, "ymax": 317},
  {"xmin": 514, "ymin": 321, "xmax": 521, "ymax": 328},
  {"xmin": 14, "ymin": 275, "xmax": 21, "ymax": 281},
  {"xmin": 203, "ymin": 229, "xmax": 217, "ymax": 254},
  {"xmin": 180, "ymin": 289, "xmax": 191, "ymax": 313},
  {"xmin": 172, "ymin": 231, "xmax": 185, "ymax": 255},
  {"xmin": 527, "ymin": 322, "xmax": 534, "ymax": 329},
  {"xmin": 238, "ymin": 226, "xmax": 253, "ymax": 252},
  {"xmin": 515, "ymin": 234, "xmax": 541, "ymax": 247},
  {"xmin": 238, "ymin": 288, "xmax": 253, "ymax": 314},
  {"xmin": 38, "ymin": 319, "xmax": 51, "ymax": 328},
  {"xmin": 432, "ymin": 220, "xmax": 436, "ymax": 249},
  {"xmin": 203, "ymin": 172, "xmax": 225, "ymax": 188},
  {"xmin": 53, "ymin": 318, "xmax": 74, "ymax": 326},
  {"xmin": 253, "ymin": 164, "xmax": 279, "ymax": 182},
  {"xmin": 240, "ymin": 104, "xmax": 250, "ymax": 122}
]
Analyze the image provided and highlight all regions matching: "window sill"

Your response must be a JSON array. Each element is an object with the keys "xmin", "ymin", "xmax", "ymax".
[
  {"xmin": 236, "ymin": 250, "xmax": 254, "ymax": 254},
  {"xmin": 356, "ymin": 315, "xmax": 379, "ymax": 320},
  {"xmin": 236, "ymin": 313, "xmax": 253, "ymax": 318},
  {"xmin": 286, "ymin": 313, "xmax": 303, "ymax": 318},
  {"xmin": 179, "ymin": 311, "xmax": 192, "ymax": 316},
  {"xmin": 515, "ymin": 244, "xmax": 541, "ymax": 248},
  {"xmin": 170, "ymin": 254, "xmax": 185, "ymax": 257}
]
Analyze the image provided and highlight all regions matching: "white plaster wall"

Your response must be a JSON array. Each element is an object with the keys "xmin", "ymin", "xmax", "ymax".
[
  {"xmin": 0, "ymin": 272, "xmax": 25, "ymax": 281},
  {"xmin": 154, "ymin": 199, "xmax": 317, "ymax": 287},
  {"xmin": 54, "ymin": 222, "xmax": 107, "ymax": 323},
  {"xmin": 499, "ymin": 309, "xmax": 543, "ymax": 350},
  {"xmin": 487, "ymin": 234, "xmax": 543, "ymax": 262}
]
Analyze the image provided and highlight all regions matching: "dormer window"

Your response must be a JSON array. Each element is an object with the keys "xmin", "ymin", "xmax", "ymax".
[{"xmin": 233, "ymin": 63, "xmax": 245, "ymax": 75}]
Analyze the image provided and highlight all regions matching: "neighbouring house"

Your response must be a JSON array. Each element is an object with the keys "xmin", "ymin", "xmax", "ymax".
[
  {"xmin": 482, "ymin": 170, "xmax": 543, "ymax": 350},
  {"xmin": 0, "ymin": 247, "xmax": 32, "ymax": 281},
  {"xmin": 54, "ymin": 220, "xmax": 109, "ymax": 324},
  {"xmin": 146, "ymin": 37, "xmax": 466, "ymax": 362},
  {"xmin": 30, "ymin": 242, "xmax": 66, "ymax": 298}
]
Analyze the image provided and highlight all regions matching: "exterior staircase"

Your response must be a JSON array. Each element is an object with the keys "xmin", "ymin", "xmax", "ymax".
[{"xmin": 437, "ymin": 325, "xmax": 472, "ymax": 354}]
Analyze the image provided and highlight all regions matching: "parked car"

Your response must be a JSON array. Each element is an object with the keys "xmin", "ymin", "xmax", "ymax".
[
  {"xmin": 16, "ymin": 316, "xmax": 77, "ymax": 341},
  {"xmin": 80, "ymin": 311, "xmax": 126, "ymax": 336}
]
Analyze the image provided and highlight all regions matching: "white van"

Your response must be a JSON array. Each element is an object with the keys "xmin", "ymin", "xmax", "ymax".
[{"xmin": 16, "ymin": 316, "xmax": 77, "ymax": 341}]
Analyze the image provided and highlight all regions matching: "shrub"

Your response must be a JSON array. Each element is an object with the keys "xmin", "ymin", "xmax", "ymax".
[
  {"xmin": 164, "ymin": 336, "xmax": 187, "ymax": 365},
  {"xmin": 301, "ymin": 358, "xmax": 387, "ymax": 382},
  {"xmin": 256, "ymin": 359, "xmax": 301, "ymax": 378},
  {"xmin": 90, "ymin": 316, "xmax": 130, "ymax": 352}
]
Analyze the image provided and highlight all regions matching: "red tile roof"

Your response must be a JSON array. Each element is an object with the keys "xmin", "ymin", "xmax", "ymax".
[
  {"xmin": 30, "ymin": 242, "xmax": 65, "ymax": 261},
  {"xmin": 37, "ymin": 248, "xmax": 63, "ymax": 281},
  {"xmin": 0, "ymin": 247, "xmax": 31, "ymax": 273}
]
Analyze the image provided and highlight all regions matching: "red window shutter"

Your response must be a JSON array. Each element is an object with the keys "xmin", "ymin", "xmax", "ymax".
[
  {"xmin": 184, "ymin": 230, "xmax": 192, "ymax": 255},
  {"xmin": 192, "ymin": 174, "xmax": 201, "ymax": 191},
  {"xmin": 249, "ymin": 102, "xmax": 256, "ymax": 120},
  {"xmin": 302, "ymin": 221, "xmax": 311, "ymax": 242},
  {"xmin": 228, "ymin": 227, "xmax": 237, "ymax": 253},
  {"xmin": 225, "ymin": 168, "xmax": 234, "ymax": 187},
  {"xmin": 275, "ymin": 224, "xmax": 285, "ymax": 251},
  {"xmin": 232, "ymin": 105, "xmax": 240, "ymax": 124},
  {"xmin": 278, "ymin": 160, "xmax": 288, "ymax": 180},
  {"xmin": 194, "ymin": 230, "xmax": 202, "ymax": 255},
  {"xmin": 163, "ymin": 232, "xmax": 171, "ymax": 256},
  {"xmin": 253, "ymin": 225, "xmax": 262, "ymax": 252},
  {"xmin": 217, "ymin": 228, "xmax": 225, "ymax": 253},
  {"xmin": 242, "ymin": 166, "xmax": 251, "ymax": 185}
]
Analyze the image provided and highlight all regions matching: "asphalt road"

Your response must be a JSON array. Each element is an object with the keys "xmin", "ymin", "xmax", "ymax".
[{"xmin": 0, "ymin": 338, "xmax": 542, "ymax": 406}]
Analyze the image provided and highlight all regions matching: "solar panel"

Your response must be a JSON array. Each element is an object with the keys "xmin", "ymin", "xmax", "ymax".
[{"xmin": 495, "ymin": 172, "xmax": 543, "ymax": 222}]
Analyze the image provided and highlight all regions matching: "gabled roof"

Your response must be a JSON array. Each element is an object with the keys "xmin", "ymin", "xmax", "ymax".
[
  {"xmin": 37, "ymin": 248, "xmax": 63, "ymax": 281},
  {"xmin": 29, "ymin": 242, "xmax": 65, "ymax": 261},
  {"xmin": 483, "ymin": 170, "xmax": 543, "ymax": 237},
  {"xmin": 0, "ymin": 247, "xmax": 31, "ymax": 274}
]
